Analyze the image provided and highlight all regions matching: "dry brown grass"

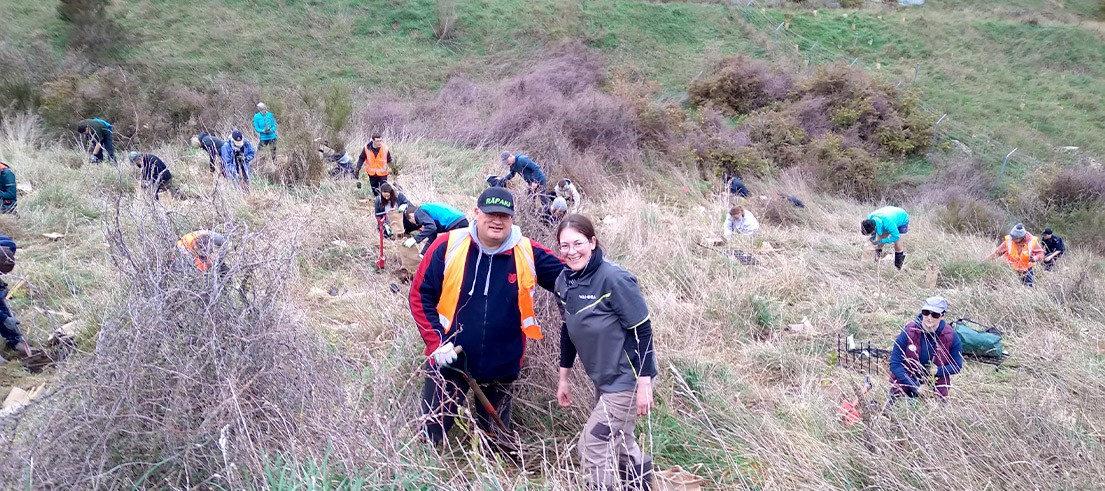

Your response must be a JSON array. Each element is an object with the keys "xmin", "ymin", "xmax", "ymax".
[{"xmin": 0, "ymin": 113, "xmax": 1103, "ymax": 488}]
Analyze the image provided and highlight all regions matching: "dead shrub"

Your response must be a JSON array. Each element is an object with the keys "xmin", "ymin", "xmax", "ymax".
[
  {"xmin": 0, "ymin": 198, "xmax": 369, "ymax": 488},
  {"xmin": 1037, "ymin": 165, "xmax": 1105, "ymax": 211},
  {"xmin": 688, "ymin": 56, "xmax": 793, "ymax": 115}
]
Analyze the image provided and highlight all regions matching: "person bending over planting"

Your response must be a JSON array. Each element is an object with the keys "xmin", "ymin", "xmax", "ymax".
[
  {"xmin": 861, "ymin": 205, "xmax": 909, "ymax": 270},
  {"xmin": 402, "ymin": 202, "xmax": 469, "ymax": 255}
]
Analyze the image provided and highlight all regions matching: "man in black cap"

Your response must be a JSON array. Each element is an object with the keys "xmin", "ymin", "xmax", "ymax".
[
  {"xmin": 1041, "ymin": 228, "xmax": 1066, "ymax": 272},
  {"xmin": 1, "ymin": 235, "xmax": 31, "ymax": 358},
  {"xmin": 409, "ymin": 187, "xmax": 566, "ymax": 448}
]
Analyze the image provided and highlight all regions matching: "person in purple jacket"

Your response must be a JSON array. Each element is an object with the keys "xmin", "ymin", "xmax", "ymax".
[{"xmin": 889, "ymin": 296, "xmax": 964, "ymax": 401}]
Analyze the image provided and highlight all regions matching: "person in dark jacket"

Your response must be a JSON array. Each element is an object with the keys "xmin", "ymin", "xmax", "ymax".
[
  {"xmin": 0, "ymin": 235, "xmax": 31, "ymax": 358},
  {"xmin": 402, "ymin": 202, "xmax": 469, "ymax": 255},
  {"xmin": 409, "ymin": 187, "xmax": 566, "ymax": 446},
  {"xmin": 128, "ymin": 152, "xmax": 174, "ymax": 201},
  {"xmin": 1041, "ymin": 228, "xmax": 1066, "ymax": 271},
  {"xmin": 555, "ymin": 214, "xmax": 657, "ymax": 490},
  {"xmin": 0, "ymin": 161, "xmax": 17, "ymax": 214},
  {"xmin": 191, "ymin": 132, "xmax": 225, "ymax": 174},
  {"xmin": 775, "ymin": 191, "xmax": 805, "ymax": 208},
  {"xmin": 726, "ymin": 174, "xmax": 750, "ymax": 197},
  {"xmin": 889, "ymin": 296, "xmax": 963, "ymax": 401},
  {"xmin": 374, "ymin": 182, "xmax": 411, "ymax": 215},
  {"xmin": 76, "ymin": 118, "xmax": 117, "ymax": 164}
]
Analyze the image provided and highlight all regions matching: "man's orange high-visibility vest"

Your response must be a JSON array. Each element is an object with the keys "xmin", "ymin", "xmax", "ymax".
[
  {"xmin": 1003, "ymin": 234, "xmax": 1039, "ymax": 272},
  {"xmin": 436, "ymin": 231, "xmax": 542, "ymax": 340},
  {"xmin": 363, "ymin": 143, "xmax": 389, "ymax": 177},
  {"xmin": 177, "ymin": 232, "xmax": 210, "ymax": 271}
]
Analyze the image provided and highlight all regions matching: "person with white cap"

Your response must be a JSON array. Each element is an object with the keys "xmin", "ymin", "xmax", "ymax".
[
  {"xmin": 988, "ymin": 223, "xmax": 1045, "ymax": 286},
  {"xmin": 542, "ymin": 196, "xmax": 569, "ymax": 227},
  {"xmin": 253, "ymin": 102, "xmax": 278, "ymax": 164},
  {"xmin": 220, "ymin": 130, "xmax": 255, "ymax": 191},
  {"xmin": 888, "ymin": 296, "xmax": 963, "ymax": 401}
]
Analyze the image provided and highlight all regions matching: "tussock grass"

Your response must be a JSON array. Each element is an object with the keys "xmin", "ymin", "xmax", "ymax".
[{"xmin": 0, "ymin": 110, "xmax": 1104, "ymax": 488}]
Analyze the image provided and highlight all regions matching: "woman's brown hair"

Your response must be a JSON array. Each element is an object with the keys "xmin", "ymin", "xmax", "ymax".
[{"xmin": 556, "ymin": 213, "xmax": 599, "ymax": 248}]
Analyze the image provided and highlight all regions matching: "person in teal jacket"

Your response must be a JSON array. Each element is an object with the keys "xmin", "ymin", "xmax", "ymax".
[
  {"xmin": 403, "ymin": 203, "xmax": 469, "ymax": 254},
  {"xmin": 253, "ymin": 102, "xmax": 278, "ymax": 163},
  {"xmin": 861, "ymin": 206, "xmax": 910, "ymax": 270},
  {"xmin": 0, "ymin": 161, "xmax": 16, "ymax": 214}
]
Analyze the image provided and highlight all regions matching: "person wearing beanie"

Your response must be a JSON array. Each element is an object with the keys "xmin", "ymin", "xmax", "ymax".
[
  {"xmin": 253, "ymin": 102, "xmax": 278, "ymax": 164},
  {"xmin": 176, "ymin": 230, "xmax": 228, "ymax": 273},
  {"xmin": 860, "ymin": 206, "xmax": 910, "ymax": 270},
  {"xmin": 888, "ymin": 296, "xmax": 963, "ymax": 401},
  {"xmin": 0, "ymin": 235, "xmax": 32, "ymax": 358},
  {"xmin": 989, "ymin": 223, "xmax": 1045, "ymax": 286},
  {"xmin": 542, "ymin": 196, "xmax": 569, "ymax": 227},
  {"xmin": 409, "ymin": 187, "xmax": 566, "ymax": 452},
  {"xmin": 220, "ymin": 130, "xmax": 255, "ymax": 191},
  {"xmin": 128, "ymin": 152, "xmax": 175, "ymax": 201},
  {"xmin": 1040, "ymin": 228, "xmax": 1066, "ymax": 272}
]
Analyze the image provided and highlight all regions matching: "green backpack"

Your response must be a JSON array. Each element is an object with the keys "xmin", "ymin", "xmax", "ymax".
[{"xmin": 954, "ymin": 319, "xmax": 1005, "ymax": 358}]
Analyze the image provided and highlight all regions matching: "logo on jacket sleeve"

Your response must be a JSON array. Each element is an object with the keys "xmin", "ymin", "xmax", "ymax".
[{"xmin": 508, "ymin": 273, "xmax": 517, "ymax": 284}]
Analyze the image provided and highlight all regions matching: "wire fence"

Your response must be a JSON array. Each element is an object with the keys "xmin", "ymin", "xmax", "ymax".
[{"xmin": 730, "ymin": 1, "xmax": 1052, "ymax": 186}]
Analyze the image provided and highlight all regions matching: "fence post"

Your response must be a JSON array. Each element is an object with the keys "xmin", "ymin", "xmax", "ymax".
[
  {"xmin": 928, "ymin": 113, "xmax": 948, "ymax": 156},
  {"xmin": 997, "ymin": 147, "xmax": 1018, "ymax": 188},
  {"xmin": 849, "ymin": 57, "xmax": 859, "ymax": 67},
  {"xmin": 911, "ymin": 63, "xmax": 920, "ymax": 84},
  {"xmin": 773, "ymin": 22, "xmax": 785, "ymax": 49}
]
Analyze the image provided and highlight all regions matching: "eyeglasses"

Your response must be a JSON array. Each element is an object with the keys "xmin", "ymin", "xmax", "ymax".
[
  {"xmin": 558, "ymin": 241, "xmax": 590, "ymax": 253},
  {"xmin": 921, "ymin": 311, "xmax": 943, "ymax": 318}
]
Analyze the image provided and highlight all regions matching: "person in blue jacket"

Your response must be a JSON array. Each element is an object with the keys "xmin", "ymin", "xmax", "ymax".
[
  {"xmin": 403, "ymin": 203, "xmax": 469, "ymax": 255},
  {"xmin": 499, "ymin": 151, "xmax": 549, "ymax": 199},
  {"xmin": 1, "ymin": 235, "xmax": 31, "ymax": 358},
  {"xmin": 889, "ymin": 296, "xmax": 963, "ymax": 401},
  {"xmin": 409, "ymin": 187, "xmax": 566, "ymax": 447},
  {"xmin": 220, "ymin": 130, "xmax": 255, "ymax": 191},
  {"xmin": 861, "ymin": 205, "xmax": 910, "ymax": 270},
  {"xmin": 253, "ymin": 102, "xmax": 278, "ymax": 163}
]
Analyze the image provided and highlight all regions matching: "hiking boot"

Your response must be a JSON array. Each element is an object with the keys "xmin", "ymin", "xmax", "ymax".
[
  {"xmin": 894, "ymin": 252, "xmax": 906, "ymax": 270},
  {"xmin": 618, "ymin": 457, "xmax": 653, "ymax": 491}
]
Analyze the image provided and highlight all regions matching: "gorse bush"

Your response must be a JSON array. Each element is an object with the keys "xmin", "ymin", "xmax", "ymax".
[
  {"xmin": 56, "ymin": 0, "xmax": 127, "ymax": 61},
  {"xmin": 688, "ymin": 56, "xmax": 793, "ymax": 115},
  {"xmin": 935, "ymin": 196, "xmax": 1007, "ymax": 236}
]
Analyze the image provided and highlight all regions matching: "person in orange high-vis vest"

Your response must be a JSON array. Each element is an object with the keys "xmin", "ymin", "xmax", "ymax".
[
  {"xmin": 355, "ymin": 133, "xmax": 391, "ymax": 195},
  {"xmin": 176, "ymin": 230, "xmax": 227, "ymax": 273},
  {"xmin": 409, "ymin": 187, "xmax": 566, "ymax": 446},
  {"xmin": 989, "ymin": 223, "xmax": 1045, "ymax": 287}
]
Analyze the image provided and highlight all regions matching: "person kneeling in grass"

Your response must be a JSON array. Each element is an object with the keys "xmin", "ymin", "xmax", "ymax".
[
  {"xmin": 889, "ymin": 296, "xmax": 963, "ymax": 402},
  {"xmin": 555, "ymin": 214, "xmax": 657, "ymax": 490}
]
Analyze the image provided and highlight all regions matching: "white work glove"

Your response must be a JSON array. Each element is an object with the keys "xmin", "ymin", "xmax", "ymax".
[
  {"xmin": 398, "ymin": 203, "xmax": 409, "ymax": 213},
  {"xmin": 403, "ymin": 238, "xmax": 417, "ymax": 248},
  {"xmin": 431, "ymin": 342, "xmax": 458, "ymax": 366}
]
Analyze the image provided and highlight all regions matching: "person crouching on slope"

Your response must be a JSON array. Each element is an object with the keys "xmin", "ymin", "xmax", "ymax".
[
  {"xmin": 861, "ymin": 205, "xmax": 909, "ymax": 270},
  {"xmin": 555, "ymin": 214, "xmax": 657, "ymax": 490},
  {"xmin": 889, "ymin": 296, "xmax": 963, "ymax": 402},
  {"xmin": 409, "ymin": 187, "xmax": 566, "ymax": 447}
]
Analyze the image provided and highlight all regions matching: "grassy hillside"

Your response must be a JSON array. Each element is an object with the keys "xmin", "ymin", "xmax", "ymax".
[
  {"xmin": 2, "ymin": 0, "xmax": 1105, "ymax": 489},
  {"xmin": 2, "ymin": 114, "xmax": 1104, "ymax": 488}
]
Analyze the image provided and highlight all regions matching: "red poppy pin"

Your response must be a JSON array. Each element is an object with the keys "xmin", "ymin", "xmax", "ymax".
[{"xmin": 508, "ymin": 273, "xmax": 517, "ymax": 284}]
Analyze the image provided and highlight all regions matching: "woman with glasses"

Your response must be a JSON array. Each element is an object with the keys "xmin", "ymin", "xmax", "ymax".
[
  {"xmin": 888, "ymin": 296, "xmax": 963, "ymax": 401},
  {"xmin": 554, "ymin": 214, "xmax": 656, "ymax": 490}
]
